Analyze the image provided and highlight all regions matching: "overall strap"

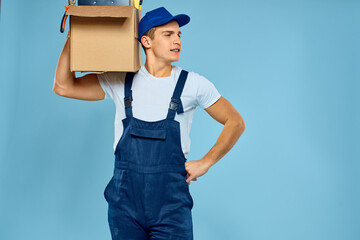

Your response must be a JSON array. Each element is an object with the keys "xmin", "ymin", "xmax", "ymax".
[
  {"xmin": 166, "ymin": 70, "xmax": 189, "ymax": 120},
  {"xmin": 124, "ymin": 72, "xmax": 135, "ymax": 118}
]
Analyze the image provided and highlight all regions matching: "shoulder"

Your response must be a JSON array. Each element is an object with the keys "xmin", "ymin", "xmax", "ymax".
[
  {"xmin": 179, "ymin": 67, "xmax": 215, "ymax": 88},
  {"xmin": 97, "ymin": 71, "xmax": 126, "ymax": 84},
  {"xmin": 177, "ymin": 68, "xmax": 221, "ymax": 109},
  {"xmin": 173, "ymin": 65, "xmax": 208, "ymax": 82}
]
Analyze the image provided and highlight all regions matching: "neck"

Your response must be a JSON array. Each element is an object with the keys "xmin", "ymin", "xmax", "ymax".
[{"xmin": 144, "ymin": 59, "xmax": 172, "ymax": 78}]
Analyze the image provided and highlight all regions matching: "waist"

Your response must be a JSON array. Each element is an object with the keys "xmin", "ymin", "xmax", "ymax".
[{"xmin": 115, "ymin": 161, "xmax": 187, "ymax": 174}]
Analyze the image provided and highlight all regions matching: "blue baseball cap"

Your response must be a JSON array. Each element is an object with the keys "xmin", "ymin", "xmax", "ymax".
[{"xmin": 138, "ymin": 7, "xmax": 190, "ymax": 42}]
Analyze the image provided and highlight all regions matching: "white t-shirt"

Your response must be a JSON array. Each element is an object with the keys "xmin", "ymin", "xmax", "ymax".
[{"xmin": 97, "ymin": 65, "xmax": 221, "ymax": 158}]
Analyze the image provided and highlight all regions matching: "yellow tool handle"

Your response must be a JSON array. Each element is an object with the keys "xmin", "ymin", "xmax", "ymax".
[{"xmin": 134, "ymin": 0, "xmax": 143, "ymax": 10}]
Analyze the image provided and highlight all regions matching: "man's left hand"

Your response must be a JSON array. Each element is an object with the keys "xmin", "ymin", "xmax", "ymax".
[{"xmin": 184, "ymin": 159, "xmax": 212, "ymax": 185}]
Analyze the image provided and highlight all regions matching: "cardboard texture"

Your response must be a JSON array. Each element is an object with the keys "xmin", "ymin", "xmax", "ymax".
[{"xmin": 67, "ymin": 5, "xmax": 142, "ymax": 73}]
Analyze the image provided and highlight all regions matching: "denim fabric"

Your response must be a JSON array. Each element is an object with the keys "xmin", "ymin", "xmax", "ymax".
[{"xmin": 104, "ymin": 70, "xmax": 194, "ymax": 240}]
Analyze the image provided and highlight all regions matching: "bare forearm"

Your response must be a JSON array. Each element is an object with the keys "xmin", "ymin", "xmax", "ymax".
[
  {"xmin": 202, "ymin": 118, "xmax": 245, "ymax": 168},
  {"xmin": 53, "ymin": 32, "xmax": 75, "ymax": 93}
]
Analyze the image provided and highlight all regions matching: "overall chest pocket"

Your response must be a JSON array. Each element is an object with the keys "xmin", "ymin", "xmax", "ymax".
[{"xmin": 130, "ymin": 127, "xmax": 167, "ymax": 140}]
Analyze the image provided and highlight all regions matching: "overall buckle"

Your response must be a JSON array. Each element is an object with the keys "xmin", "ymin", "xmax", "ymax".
[
  {"xmin": 169, "ymin": 98, "xmax": 180, "ymax": 111},
  {"xmin": 124, "ymin": 96, "xmax": 133, "ymax": 108}
]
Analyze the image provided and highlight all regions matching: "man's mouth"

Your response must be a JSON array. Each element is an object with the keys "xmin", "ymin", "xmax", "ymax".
[{"xmin": 170, "ymin": 49, "xmax": 180, "ymax": 52}]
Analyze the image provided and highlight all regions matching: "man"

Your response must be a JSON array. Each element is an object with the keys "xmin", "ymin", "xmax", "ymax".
[{"xmin": 53, "ymin": 6, "xmax": 245, "ymax": 240}]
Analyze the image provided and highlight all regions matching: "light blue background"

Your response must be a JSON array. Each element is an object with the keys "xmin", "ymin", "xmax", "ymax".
[{"xmin": 1, "ymin": 0, "xmax": 359, "ymax": 239}]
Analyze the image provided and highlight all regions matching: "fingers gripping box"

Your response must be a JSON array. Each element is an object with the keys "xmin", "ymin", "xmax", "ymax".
[{"xmin": 66, "ymin": 5, "xmax": 142, "ymax": 72}]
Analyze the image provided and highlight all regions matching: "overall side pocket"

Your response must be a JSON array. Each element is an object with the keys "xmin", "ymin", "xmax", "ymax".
[{"xmin": 104, "ymin": 176, "xmax": 114, "ymax": 203}]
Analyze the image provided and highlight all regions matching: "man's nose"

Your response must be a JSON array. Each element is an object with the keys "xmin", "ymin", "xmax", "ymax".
[{"xmin": 174, "ymin": 36, "xmax": 181, "ymax": 45}]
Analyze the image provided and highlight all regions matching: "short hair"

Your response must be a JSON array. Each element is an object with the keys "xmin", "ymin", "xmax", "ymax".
[
  {"xmin": 143, "ymin": 27, "xmax": 157, "ymax": 40},
  {"xmin": 141, "ymin": 27, "xmax": 157, "ymax": 51}
]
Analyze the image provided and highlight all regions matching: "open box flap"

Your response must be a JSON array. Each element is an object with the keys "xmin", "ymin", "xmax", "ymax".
[
  {"xmin": 134, "ymin": 9, "xmax": 141, "ymax": 39},
  {"xmin": 67, "ymin": 6, "xmax": 133, "ymax": 18}
]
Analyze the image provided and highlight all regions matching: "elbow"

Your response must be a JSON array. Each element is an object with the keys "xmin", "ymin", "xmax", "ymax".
[
  {"xmin": 240, "ymin": 117, "xmax": 246, "ymax": 131},
  {"xmin": 53, "ymin": 85, "xmax": 64, "ymax": 97},
  {"xmin": 53, "ymin": 83, "xmax": 69, "ymax": 97},
  {"xmin": 53, "ymin": 74, "xmax": 75, "ymax": 97},
  {"xmin": 52, "ymin": 85, "xmax": 59, "ymax": 95},
  {"xmin": 53, "ymin": 77, "xmax": 73, "ymax": 97},
  {"xmin": 240, "ymin": 120, "xmax": 246, "ymax": 134},
  {"xmin": 225, "ymin": 114, "xmax": 246, "ymax": 136},
  {"xmin": 234, "ymin": 113, "xmax": 246, "ymax": 134},
  {"xmin": 226, "ymin": 113, "xmax": 246, "ymax": 130},
  {"xmin": 237, "ymin": 119, "xmax": 246, "ymax": 135}
]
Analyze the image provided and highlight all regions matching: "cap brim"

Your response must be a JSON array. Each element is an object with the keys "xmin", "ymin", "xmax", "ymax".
[
  {"xmin": 172, "ymin": 14, "xmax": 190, "ymax": 27},
  {"xmin": 156, "ymin": 14, "xmax": 190, "ymax": 29}
]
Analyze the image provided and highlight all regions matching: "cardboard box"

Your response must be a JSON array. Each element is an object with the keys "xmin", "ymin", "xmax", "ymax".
[{"xmin": 66, "ymin": 5, "xmax": 142, "ymax": 73}]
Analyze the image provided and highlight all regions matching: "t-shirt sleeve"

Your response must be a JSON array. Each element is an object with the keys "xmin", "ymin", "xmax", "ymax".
[
  {"xmin": 195, "ymin": 74, "xmax": 221, "ymax": 109},
  {"xmin": 97, "ymin": 72, "xmax": 126, "ymax": 100}
]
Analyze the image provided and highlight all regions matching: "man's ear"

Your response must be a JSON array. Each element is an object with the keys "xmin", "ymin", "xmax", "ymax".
[{"xmin": 141, "ymin": 36, "xmax": 152, "ymax": 49}]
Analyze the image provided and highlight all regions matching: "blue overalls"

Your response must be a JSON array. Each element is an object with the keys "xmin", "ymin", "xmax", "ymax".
[{"xmin": 104, "ymin": 70, "xmax": 194, "ymax": 240}]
